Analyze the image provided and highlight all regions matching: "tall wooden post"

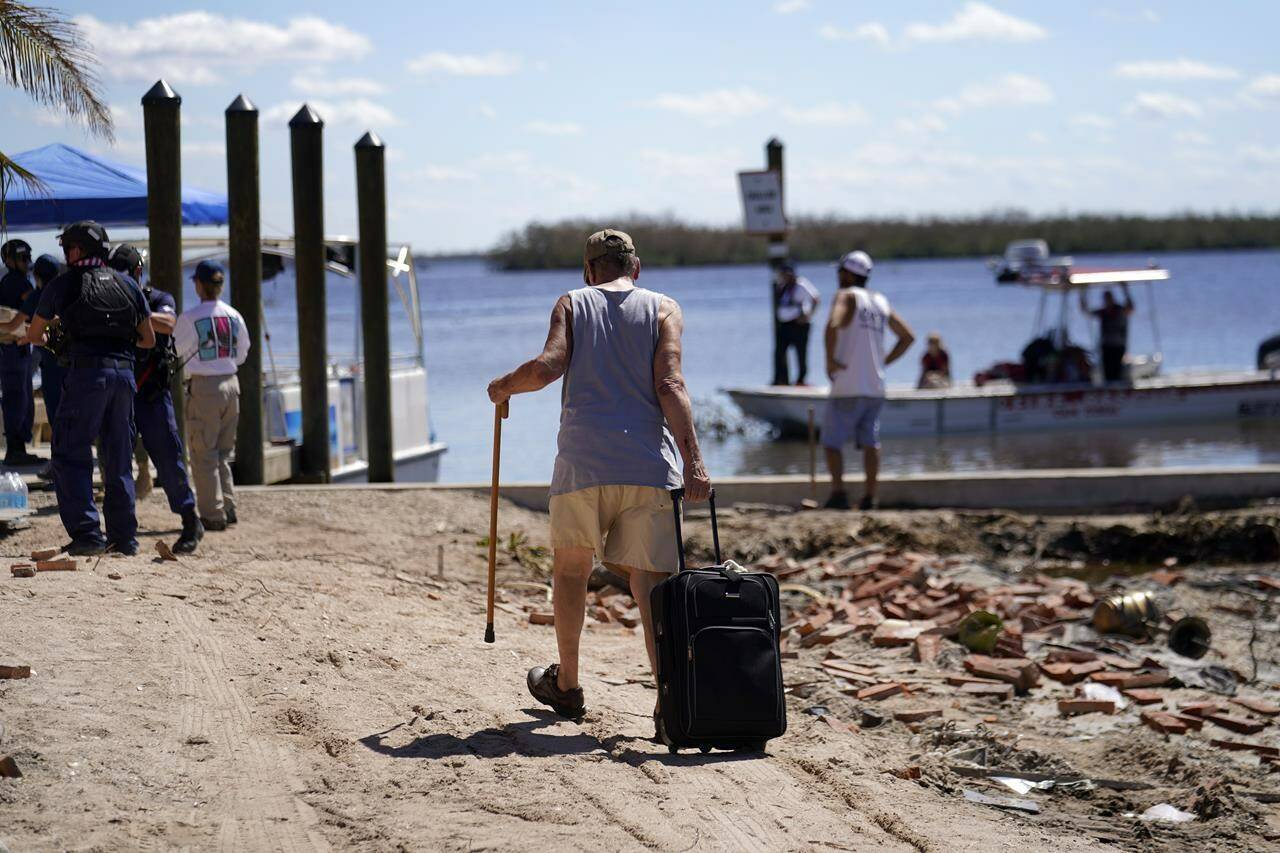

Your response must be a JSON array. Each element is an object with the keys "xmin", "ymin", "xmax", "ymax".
[
  {"xmin": 226, "ymin": 94, "xmax": 264, "ymax": 484},
  {"xmin": 289, "ymin": 104, "xmax": 330, "ymax": 482},
  {"xmin": 766, "ymin": 138, "xmax": 788, "ymax": 386},
  {"xmin": 354, "ymin": 132, "xmax": 393, "ymax": 482},
  {"xmin": 142, "ymin": 79, "xmax": 185, "ymax": 427}
]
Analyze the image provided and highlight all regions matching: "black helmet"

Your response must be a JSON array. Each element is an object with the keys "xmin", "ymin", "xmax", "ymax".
[
  {"xmin": 58, "ymin": 220, "xmax": 110, "ymax": 258},
  {"xmin": 108, "ymin": 243, "xmax": 144, "ymax": 276},
  {"xmin": 1, "ymin": 239, "xmax": 32, "ymax": 266},
  {"xmin": 32, "ymin": 254, "xmax": 61, "ymax": 283}
]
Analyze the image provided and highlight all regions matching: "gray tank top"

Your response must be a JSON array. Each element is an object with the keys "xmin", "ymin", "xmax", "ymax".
[{"xmin": 549, "ymin": 286, "xmax": 683, "ymax": 497}]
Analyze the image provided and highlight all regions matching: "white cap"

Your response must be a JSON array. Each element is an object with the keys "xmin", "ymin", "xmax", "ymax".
[{"xmin": 839, "ymin": 250, "xmax": 873, "ymax": 278}]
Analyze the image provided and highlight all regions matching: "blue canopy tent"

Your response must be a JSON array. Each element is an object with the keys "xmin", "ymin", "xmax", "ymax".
[{"xmin": 0, "ymin": 143, "xmax": 227, "ymax": 231}]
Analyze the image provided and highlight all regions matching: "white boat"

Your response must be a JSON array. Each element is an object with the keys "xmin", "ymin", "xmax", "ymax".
[
  {"xmin": 171, "ymin": 237, "xmax": 447, "ymax": 482},
  {"xmin": 728, "ymin": 242, "xmax": 1280, "ymax": 437}
]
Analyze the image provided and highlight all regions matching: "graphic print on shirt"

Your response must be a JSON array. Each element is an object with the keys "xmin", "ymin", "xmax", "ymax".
[{"xmin": 195, "ymin": 316, "xmax": 237, "ymax": 361}]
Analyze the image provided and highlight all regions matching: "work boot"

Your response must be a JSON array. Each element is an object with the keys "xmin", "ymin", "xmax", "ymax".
[
  {"xmin": 108, "ymin": 540, "xmax": 139, "ymax": 557},
  {"xmin": 527, "ymin": 663, "xmax": 586, "ymax": 719},
  {"xmin": 36, "ymin": 461, "xmax": 54, "ymax": 482},
  {"xmin": 225, "ymin": 506, "xmax": 238, "ymax": 526},
  {"xmin": 858, "ymin": 495, "xmax": 879, "ymax": 511},
  {"xmin": 174, "ymin": 511, "xmax": 204, "ymax": 554},
  {"xmin": 201, "ymin": 517, "xmax": 227, "ymax": 532},
  {"xmin": 4, "ymin": 449, "xmax": 44, "ymax": 467},
  {"xmin": 823, "ymin": 491, "xmax": 850, "ymax": 510},
  {"xmin": 64, "ymin": 540, "xmax": 106, "ymax": 557}
]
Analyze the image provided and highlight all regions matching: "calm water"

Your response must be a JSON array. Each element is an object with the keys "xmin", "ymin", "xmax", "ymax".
[{"xmin": 254, "ymin": 249, "xmax": 1280, "ymax": 482}]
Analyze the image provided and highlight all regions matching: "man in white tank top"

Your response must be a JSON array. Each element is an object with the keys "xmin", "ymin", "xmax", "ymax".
[{"xmin": 822, "ymin": 251, "xmax": 915, "ymax": 510}]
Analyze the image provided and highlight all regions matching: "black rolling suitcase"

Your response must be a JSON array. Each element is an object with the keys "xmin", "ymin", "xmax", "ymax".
[{"xmin": 650, "ymin": 488, "xmax": 787, "ymax": 753}]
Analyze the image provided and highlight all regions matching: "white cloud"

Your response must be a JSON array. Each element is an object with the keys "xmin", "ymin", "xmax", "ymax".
[
  {"xmin": 1098, "ymin": 8, "xmax": 1160, "ymax": 24},
  {"xmin": 895, "ymin": 113, "xmax": 948, "ymax": 135},
  {"xmin": 1126, "ymin": 92, "xmax": 1202, "ymax": 120},
  {"xmin": 263, "ymin": 99, "xmax": 400, "ymax": 127},
  {"xmin": 638, "ymin": 149, "xmax": 742, "ymax": 184},
  {"xmin": 291, "ymin": 71, "xmax": 385, "ymax": 96},
  {"xmin": 406, "ymin": 51, "xmax": 522, "ymax": 77},
  {"xmin": 76, "ymin": 13, "xmax": 370, "ymax": 85},
  {"xmin": 1113, "ymin": 58, "xmax": 1240, "ymax": 81},
  {"xmin": 1028, "ymin": 131, "xmax": 1049, "ymax": 144},
  {"xmin": 1070, "ymin": 113, "xmax": 1114, "ymax": 130},
  {"xmin": 413, "ymin": 165, "xmax": 477, "ymax": 183},
  {"xmin": 477, "ymin": 104, "xmax": 498, "ymax": 120},
  {"xmin": 1244, "ymin": 74, "xmax": 1280, "ymax": 101},
  {"xmin": 774, "ymin": 0, "xmax": 810, "ymax": 14},
  {"xmin": 904, "ymin": 2, "xmax": 1046, "ymax": 43},
  {"xmin": 782, "ymin": 102, "xmax": 868, "ymax": 126},
  {"xmin": 1241, "ymin": 144, "xmax": 1280, "ymax": 165},
  {"xmin": 650, "ymin": 87, "xmax": 772, "ymax": 122},
  {"xmin": 935, "ymin": 73, "xmax": 1053, "ymax": 113},
  {"xmin": 818, "ymin": 23, "xmax": 889, "ymax": 45},
  {"xmin": 525, "ymin": 120, "xmax": 583, "ymax": 136},
  {"xmin": 1175, "ymin": 131, "xmax": 1212, "ymax": 146}
]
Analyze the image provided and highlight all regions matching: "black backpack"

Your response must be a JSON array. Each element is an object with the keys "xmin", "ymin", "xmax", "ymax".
[{"xmin": 65, "ymin": 267, "xmax": 140, "ymax": 343}]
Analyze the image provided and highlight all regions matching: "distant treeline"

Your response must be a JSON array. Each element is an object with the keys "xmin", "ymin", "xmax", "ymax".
[{"xmin": 491, "ymin": 211, "xmax": 1280, "ymax": 270}]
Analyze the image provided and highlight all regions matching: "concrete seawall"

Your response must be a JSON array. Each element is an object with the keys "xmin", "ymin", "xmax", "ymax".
[{"xmin": 240, "ymin": 465, "xmax": 1280, "ymax": 513}]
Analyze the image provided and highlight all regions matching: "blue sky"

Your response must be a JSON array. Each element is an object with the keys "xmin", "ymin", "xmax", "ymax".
[{"xmin": 4, "ymin": 1, "xmax": 1279, "ymax": 252}]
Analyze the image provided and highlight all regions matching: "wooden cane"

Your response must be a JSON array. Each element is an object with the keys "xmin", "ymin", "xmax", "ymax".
[
  {"xmin": 484, "ymin": 400, "xmax": 509, "ymax": 643},
  {"xmin": 807, "ymin": 405, "xmax": 816, "ymax": 500}
]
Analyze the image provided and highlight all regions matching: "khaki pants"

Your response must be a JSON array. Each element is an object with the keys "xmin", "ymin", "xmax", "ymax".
[{"xmin": 186, "ymin": 374, "xmax": 239, "ymax": 523}]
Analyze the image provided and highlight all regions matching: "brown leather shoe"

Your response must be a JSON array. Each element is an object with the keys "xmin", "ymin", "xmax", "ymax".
[{"xmin": 527, "ymin": 663, "xmax": 585, "ymax": 719}]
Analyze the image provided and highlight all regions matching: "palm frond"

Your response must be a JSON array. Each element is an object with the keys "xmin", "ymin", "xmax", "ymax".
[
  {"xmin": 0, "ymin": 1, "xmax": 113, "ymax": 140},
  {"xmin": 0, "ymin": 147, "xmax": 49, "ymax": 233}
]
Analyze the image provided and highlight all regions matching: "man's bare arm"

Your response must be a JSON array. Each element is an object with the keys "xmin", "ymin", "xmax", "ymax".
[
  {"xmin": 150, "ymin": 312, "xmax": 177, "ymax": 335},
  {"xmin": 21, "ymin": 315, "xmax": 48, "ymax": 347},
  {"xmin": 487, "ymin": 295, "xmax": 572, "ymax": 404},
  {"xmin": 885, "ymin": 311, "xmax": 916, "ymax": 367},
  {"xmin": 653, "ymin": 297, "xmax": 710, "ymax": 501},
  {"xmin": 825, "ymin": 290, "xmax": 851, "ymax": 379}
]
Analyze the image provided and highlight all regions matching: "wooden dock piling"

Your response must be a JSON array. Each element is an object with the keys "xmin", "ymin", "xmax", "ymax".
[
  {"xmin": 289, "ymin": 104, "xmax": 330, "ymax": 482},
  {"xmin": 355, "ymin": 131, "xmax": 393, "ymax": 482},
  {"xmin": 226, "ymin": 95, "xmax": 265, "ymax": 485}
]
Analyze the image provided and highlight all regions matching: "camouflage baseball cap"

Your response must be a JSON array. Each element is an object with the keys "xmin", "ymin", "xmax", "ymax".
[{"xmin": 583, "ymin": 229, "xmax": 635, "ymax": 262}]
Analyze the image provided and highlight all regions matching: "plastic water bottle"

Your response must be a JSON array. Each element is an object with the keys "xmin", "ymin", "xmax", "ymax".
[
  {"xmin": 15, "ymin": 472, "xmax": 27, "ymax": 511},
  {"xmin": 0, "ymin": 472, "xmax": 12, "ymax": 510}
]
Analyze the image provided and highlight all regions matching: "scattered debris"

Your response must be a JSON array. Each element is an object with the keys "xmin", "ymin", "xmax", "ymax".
[
  {"xmin": 0, "ymin": 756, "xmax": 21, "ymax": 778},
  {"xmin": 35, "ymin": 559, "xmax": 76, "ymax": 572},
  {"xmin": 1058, "ymin": 699, "xmax": 1115, "ymax": 716},
  {"xmin": 528, "ymin": 611, "xmax": 554, "ymax": 626},
  {"xmin": 0, "ymin": 665, "xmax": 31, "ymax": 679},
  {"xmin": 962, "ymin": 789, "xmax": 1041, "ymax": 815},
  {"xmin": 155, "ymin": 540, "xmax": 178, "ymax": 562},
  {"xmin": 9, "ymin": 563, "xmax": 34, "ymax": 578},
  {"xmin": 1136, "ymin": 803, "xmax": 1196, "ymax": 823}
]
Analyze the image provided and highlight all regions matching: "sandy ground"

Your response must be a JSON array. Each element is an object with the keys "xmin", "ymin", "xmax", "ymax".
[{"xmin": 0, "ymin": 487, "xmax": 1275, "ymax": 852}]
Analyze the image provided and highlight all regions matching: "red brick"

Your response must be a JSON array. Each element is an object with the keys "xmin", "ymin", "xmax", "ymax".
[
  {"xmin": 854, "ymin": 575, "xmax": 905, "ymax": 600},
  {"xmin": 1170, "ymin": 713, "xmax": 1205, "ymax": 732},
  {"xmin": 857, "ymin": 683, "xmax": 905, "ymax": 701},
  {"xmin": 796, "ymin": 611, "xmax": 833, "ymax": 636},
  {"xmin": 1039, "ymin": 660, "xmax": 1106, "ymax": 684},
  {"xmin": 1090, "ymin": 670, "xmax": 1169, "ymax": 690},
  {"xmin": 1231, "ymin": 696, "xmax": 1280, "ymax": 717},
  {"xmin": 35, "ymin": 559, "xmax": 76, "ymax": 572},
  {"xmin": 0, "ymin": 665, "xmax": 31, "ymax": 679},
  {"xmin": 959, "ymin": 682, "xmax": 1014, "ymax": 700},
  {"xmin": 29, "ymin": 547, "xmax": 59, "ymax": 561},
  {"xmin": 1141, "ymin": 711, "xmax": 1189, "ymax": 735},
  {"xmin": 871, "ymin": 620, "xmax": 933, "ymax": 647},
  {"xmin": 9, "ymin": 564, "xmax": 34, "ymax": 578},
  {"xmin": 1059, "ymin": 699, "xmax": 1116, "ymax": 716},
  {"xmin": 1180, "ymin": 701, "xmax": 1225, "ymax": 717},
  {"xmin": 1203, "ymin": 713, "xmax": 1267, "ymax": 735},
  {"xmin": 893, "ymin": 708, "xmax": 943, "ymax": 723},
  {"xmin": 964, "ymin": 655, "xmax": 1039, "ymax": 693},
  {"xmin": 1210, "ymin": 739, "xmax": 1280, "ymax": 756},
  {"xmin": 913, "ymin": 634, "xmax": 942, "ymax": 664},
  {"xmin": 528, "ymin": 611, "xmax": 555, "ymax": 626},
  {"xmin": 1044, "ymin": 649, "xmax": 1099, "ymax": 664},
  {"xmin": 1123, "ymin": 689, "xmax": 1165, "ymax": 706}
]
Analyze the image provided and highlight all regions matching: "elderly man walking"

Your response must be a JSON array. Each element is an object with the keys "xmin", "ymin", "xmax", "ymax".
[{"xmin": 487, "ymin": 229, "xmax": 711, "ymax": 722}]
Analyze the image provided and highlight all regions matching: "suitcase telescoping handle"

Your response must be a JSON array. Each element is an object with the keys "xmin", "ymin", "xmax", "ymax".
[{"xmin": 669, "ymin": 487, "xmax": 722, "ymax": 574}]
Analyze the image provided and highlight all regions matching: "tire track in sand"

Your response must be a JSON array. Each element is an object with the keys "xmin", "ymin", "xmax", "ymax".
[{"xmin": 173, "ymin": 604, "xmax": 330, "ymax": 852}]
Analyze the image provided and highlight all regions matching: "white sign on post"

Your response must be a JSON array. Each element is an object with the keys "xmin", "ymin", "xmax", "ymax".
[{"xmin": 738, "ymin": 170, "xmax": 786, "ymax": 235}]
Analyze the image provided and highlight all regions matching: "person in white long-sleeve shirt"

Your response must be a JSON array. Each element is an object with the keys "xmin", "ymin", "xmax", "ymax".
[{"xmin": 173, "ymin": 260, "xmax": 250, "ymax": 530}]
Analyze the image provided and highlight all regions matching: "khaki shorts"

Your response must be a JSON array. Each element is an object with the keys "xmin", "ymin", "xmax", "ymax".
[{"xmin": 549, "ymin": 485, "xmax": 680, "ymax": 575}]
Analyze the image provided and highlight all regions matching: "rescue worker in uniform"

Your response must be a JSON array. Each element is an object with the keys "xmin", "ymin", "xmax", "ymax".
[
  {"xmin": 26, "ymin": 254, "xmax": 65, "ymax": 481},
  {"xmin": 23, "ymin": 222, "xmax": 155, "ymax": 556},
  {"xmin": 174, "ymin": 260, "xmax": 249, "ymax": 531},
  {"xmin": 0, "ymin": 239, "xmax": 43, "ymax": 467},
  {"xmin": 108, "ymin": 244, "xmax": 203, "ymax": 553}
]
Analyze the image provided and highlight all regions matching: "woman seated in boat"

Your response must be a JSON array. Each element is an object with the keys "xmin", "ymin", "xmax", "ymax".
[{"xmin": 918, "ymin": 332, "xmax": 952, "ymax": 389}]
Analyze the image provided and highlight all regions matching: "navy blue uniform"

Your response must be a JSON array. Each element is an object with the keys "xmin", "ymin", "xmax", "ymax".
[
  {"xmin": 135, "ymin": 285, "xmax": 196, "ymax": 517},
  {"xmin": 21, "ymin": 284, "xmax": 67, "ymax": 427},
  {"xmin": 36, "ymin": 262, "xmax": 149, "ymax": 549},
  {"xmin": 0, "ymin": 268, "xmax": 35, "ymax": 450}
]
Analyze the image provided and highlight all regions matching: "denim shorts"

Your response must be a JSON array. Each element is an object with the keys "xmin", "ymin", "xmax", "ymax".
[{"xmin": 821, "ymin": 396, "xmax": 885, "ymax": 450}]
